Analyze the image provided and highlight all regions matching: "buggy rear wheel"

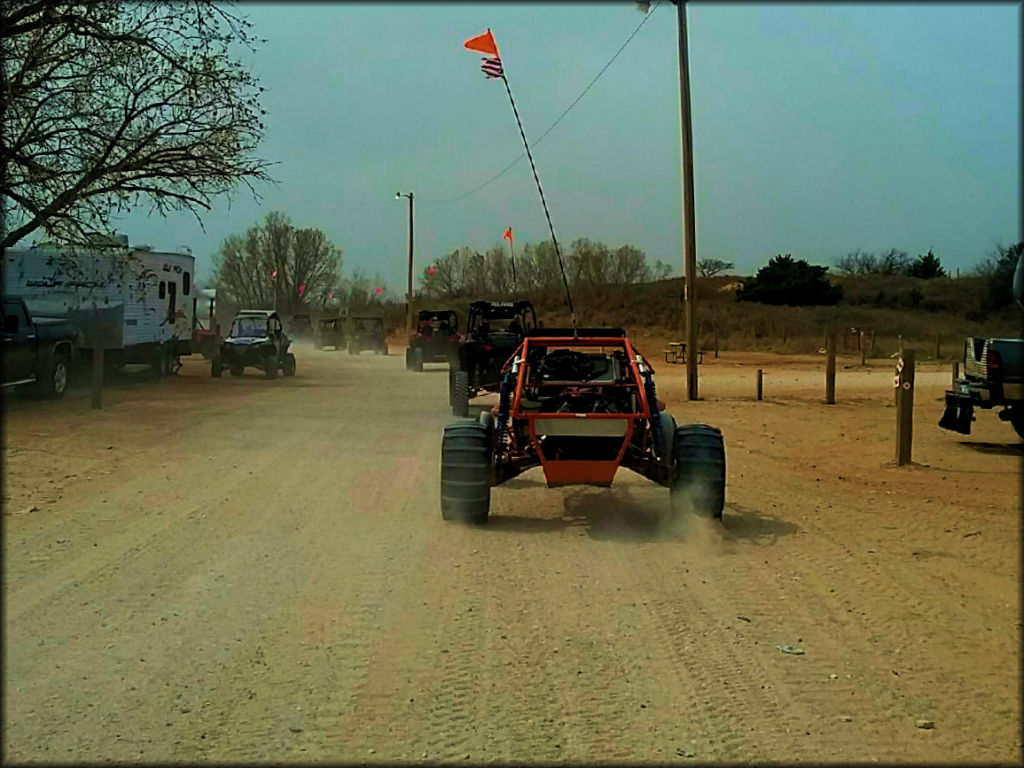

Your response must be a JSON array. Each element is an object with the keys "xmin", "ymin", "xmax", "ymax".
[
  {"xmin": 451, "ymin": 370, "xmax": 470, "ymax": 418},
  {"xmin": 670, "ymin": 424, "xmax": 725, "ymax": 519},
  {"xmin": 441, "ymin": 422, "xmax": 491, "ymax": 524}
]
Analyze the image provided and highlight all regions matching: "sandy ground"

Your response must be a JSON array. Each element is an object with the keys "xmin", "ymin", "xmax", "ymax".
[{"xmin": 3, "ymin": 339, "xmax": 1020, "ymax": 763}]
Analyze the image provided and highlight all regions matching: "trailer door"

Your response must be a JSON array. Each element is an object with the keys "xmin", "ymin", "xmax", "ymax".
[{"xmin": 166, "ymin": 280, "xmax": 177, "ymax": 326}]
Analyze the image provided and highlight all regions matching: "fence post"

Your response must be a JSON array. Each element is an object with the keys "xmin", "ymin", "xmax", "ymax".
[
  {"xmin": 825, "ymin": 328, "xmax": 836, "ymax": 404},
  {"xmin": 756, "ymin": 368, "xmax": 763, "ymax": 401},
  {"xmin": 714, "ymin": 328, "xmax": 719, "ymax": 358},
  {"xmin": 935, "ymin": 334, "xmax": 941, "ymax": 360},
  {"xmin": 860, "ymin": 330, "xmax": 866, "ymax": 366},
  {"xmin": 91, "ymin": 319, "xmax": 104, "ymax": 410},
  {"xmin": 895, "ymin": 350, "xmax": 915, "ymax": 465},
  {"xmin": 898, "ymin": 334, "xmax": 904, "ymax": 355},
  {"xmin": 868, "ymin": 329, "xmax": 875, "ymax": 357}
]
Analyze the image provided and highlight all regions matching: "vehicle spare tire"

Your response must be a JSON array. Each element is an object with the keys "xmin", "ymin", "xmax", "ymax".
[
  {"xmin": 670, "ymin": 424, "xmax": 725, "ymax": 519},
  {"xmin": 440, "ymin": 421, "xmax": 491, "ymax": 524},
  {"xmin": 451, "ymin": 370, "xmax": 470, "ymax": 418}
]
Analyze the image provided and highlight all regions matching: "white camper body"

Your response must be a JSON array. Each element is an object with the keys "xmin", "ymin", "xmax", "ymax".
[{"xmin": 2, "ymin": 244, "xmax": 196, "ymax": 365}]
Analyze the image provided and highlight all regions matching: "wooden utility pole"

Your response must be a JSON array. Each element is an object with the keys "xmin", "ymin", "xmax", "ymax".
[
  {"xmin": 825, "ymin": 328, "xmax": 836, "ymax": 404},
  {"xmin": 397, "ymin": 191, "xmax": 415, "ymax": 334},
  {"xmin": 91, "ymin": 318, "xmax": 103, "ymax": 410},
  {"xmin": 675, "ymin": 0, "xmax": 698, "ymax": 401},
  {"xmin": 895, "ymin": 350, "xmax": 916, "ymax": 465}
]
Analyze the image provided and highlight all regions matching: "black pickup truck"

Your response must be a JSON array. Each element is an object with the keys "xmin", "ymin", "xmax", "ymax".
[{"xmin": 2, "ymin": 296, "xmax": 81, "ymax": 398}]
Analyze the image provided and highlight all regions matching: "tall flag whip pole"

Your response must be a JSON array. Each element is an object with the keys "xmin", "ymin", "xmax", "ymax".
[
  {"xmin": 465, "ymin": 28, "xmax": 577, "ymax": 334},
  {"xmin": 503, "ymin": 226, "xmax": 517, "ymax": 301}
]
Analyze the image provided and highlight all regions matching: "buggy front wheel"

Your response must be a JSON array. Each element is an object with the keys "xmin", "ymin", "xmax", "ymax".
[
  {"xmin": 283, "ymin": 353, "xmax": 296, "ymax": 377},
  {"xmin": 451, "ymin": 370, "xmax": 470, "ymax": 418}
]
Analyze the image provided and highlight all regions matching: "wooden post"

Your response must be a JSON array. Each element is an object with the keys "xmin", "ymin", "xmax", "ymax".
[
  {"xmin": 91, "ymin": 318, "xmax": 103, "ymax": 410},
  {"xmin": 756, "ymin": 368, "xmax": 763, "ymax": 401},
  {"xmin": 868, "ymin": 329, "xmax": 875, "ymax": 357},
  {"xmin": 898, "ymin": 334, "xmax": 904, "ymax": 355},
  {"xmin": 935, "ymin": 334, "xmax": 941, "ymax": 360},
  {"xmin": 895, "ymin": 349, "xmax": 916, "ymax": 466},
  {"xmin": 952, "ymin": 361, "xmax": 959, "ymax": 388},
  {"xmin": 825, "ymin": 328, "xmax": 836, "ymax": 404},
  {"xmin": 860, "ymin": 331, "xmax": 866, "ymax": 366},
  {"xmin": 714, "ymin": 327, "xmax": 719, "ymax": 358}
]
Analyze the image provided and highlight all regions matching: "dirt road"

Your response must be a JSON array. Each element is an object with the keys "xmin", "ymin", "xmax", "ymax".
[{"xmin": 3, "ymin": 344, "xmax": 1020, "ymax": 763}]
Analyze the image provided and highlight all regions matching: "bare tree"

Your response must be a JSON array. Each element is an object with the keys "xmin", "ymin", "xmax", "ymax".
[
  {"xmin": 1, "ymin": 0, "xmax": 273, "ymax": 250},
  {"xmin": 697, "ymin": 258, "xmax": 734, "ymax": 278},
  {"xmin": 212, "ymin": 212, "xmax": 341, "ymax": 313}
]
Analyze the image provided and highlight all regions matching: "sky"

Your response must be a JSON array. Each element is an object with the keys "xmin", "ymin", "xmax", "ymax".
[{"xmin": 93, "ymin": 2, "xmax": 1021, "ymax": 286}]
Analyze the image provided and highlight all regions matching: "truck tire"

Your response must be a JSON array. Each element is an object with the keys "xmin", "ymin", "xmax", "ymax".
[
  {"xmin": 451, "ymin": 370, "xmax": 470, "ymax": 418},
  {"xmin": 264, "ymin": 352, "xmax": 278, "ymax": 379},
  {"xmin": 283, "ymin": 353, "xmax": 296, "ymax": 377},
  {"xmin": 670, "ymin": 424, "xmax": 725, "ymax": 519},
  {"xmin": 211, "ymin": 359, "xmax": 223, "ymax": 378},
  {"xmin": 440, "ymin": 422, "xmax": 491, "ymax": 524},
  {"xmin": 35, "ymin": 347, "xmax": 70, "ymax": 399}
]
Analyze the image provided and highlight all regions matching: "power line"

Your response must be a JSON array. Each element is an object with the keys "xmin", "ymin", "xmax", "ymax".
[{"xmin": 418, "ymin": 1, "xmax": 663, "ymax": 205}]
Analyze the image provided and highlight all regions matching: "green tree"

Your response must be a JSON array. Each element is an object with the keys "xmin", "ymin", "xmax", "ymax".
[
  {"xmin": 737, "ymin": 254, "xmax": 842, "ymax": 306},
  {"xmin": 905, "ymin": 249, "xmax": 946, "ymax": 279}
]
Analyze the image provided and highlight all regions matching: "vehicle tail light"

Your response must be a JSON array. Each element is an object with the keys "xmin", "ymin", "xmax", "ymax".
[{"xmin": 987, "ymin": 349, "xmax": 1002, "ymax": 379}]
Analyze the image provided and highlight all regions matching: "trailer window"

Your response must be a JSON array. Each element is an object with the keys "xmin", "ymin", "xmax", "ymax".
[
  {"xmin": 183, "ymin": 271, "xmax": 191, "ymax": 296},
  {"xmin": 159, "ymin": 281, "xmax": 166, "ymax": 299}
]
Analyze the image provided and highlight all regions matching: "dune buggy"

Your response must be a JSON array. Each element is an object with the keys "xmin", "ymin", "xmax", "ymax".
[
  {"xmin": 449, "ymin": 300, "xmax": 537, "ymax": 417},
  {"xmin": 314, "ymin": 317, "xmax": 344, "ymax": 350},
  {"xmin": 212, "ymin": 310, "xmax": 296, "ymax": 379},
  {"xmin": 407, "ymin": 309, "xmax": 461, "ymax": 372},
  {"xmin": 440, "ymin": 328, "xmax": 725, "ymax": 525},
  {"xmin": 349, "ymin": 316, "xmax": 388, "ymax": 355}
]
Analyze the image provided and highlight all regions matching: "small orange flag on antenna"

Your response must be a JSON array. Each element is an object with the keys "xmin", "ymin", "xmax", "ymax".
[
  {"xmin": 463, "ymin": 28, "xmax": 499, "ymax": 57},
  {"xmin": 503, "ymin": 227, "xmax": 513, "ymax": 242}
]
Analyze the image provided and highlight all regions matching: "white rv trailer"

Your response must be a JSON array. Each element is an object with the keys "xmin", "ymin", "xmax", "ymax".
[{"xmin": 2, "ymin": 239, "xmax": 196, "ymax": 370}]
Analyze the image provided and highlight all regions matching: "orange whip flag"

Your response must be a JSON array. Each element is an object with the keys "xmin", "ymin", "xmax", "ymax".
[
  {"xmin": 503, "ymin": 226, "xmax": 518, "ymax": 301},
  {"xmin": 462, "ymin": 27, "xmax": 576, "ymax": 330},
  {"xmin": 464, "ymin": 28, "xmax": 503, "ymax": 79}
]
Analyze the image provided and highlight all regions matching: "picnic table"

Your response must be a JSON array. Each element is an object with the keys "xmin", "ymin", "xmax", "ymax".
[{"xmin": 663, "ymin": 341, "xmax": 703, "ymax": 365}]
